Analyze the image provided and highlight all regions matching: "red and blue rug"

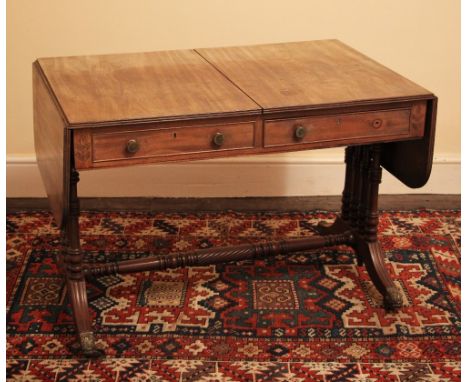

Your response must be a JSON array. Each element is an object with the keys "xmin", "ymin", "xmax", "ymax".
[{"xmin": 6, "ymin": 209, "xmax": 460, "ymax": 381}]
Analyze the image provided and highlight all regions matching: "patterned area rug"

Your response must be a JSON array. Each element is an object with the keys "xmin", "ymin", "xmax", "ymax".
[{"xmin": 6, "ymin": 209, "xmax": 460, "ymax": 381}]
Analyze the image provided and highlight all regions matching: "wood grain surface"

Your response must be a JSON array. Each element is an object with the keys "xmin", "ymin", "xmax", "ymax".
[
  {"xmin": 381, "ymin": 97, "xmax": 438, "ymax": 187},
  {"xmin": 197, "ymin": 40, "xmax": 433, "ymax": 112},
  {"xmin": 72, "ymin": 100, "xmax": 426, "ymax": 170},
  {"xmin": 33, "ymin": 62, "xmax": 70, "ymax": 227},
  {"xmin": 33, "ymin": 40, "xmax": 437, "ymax": 227},
  {"xmin": 37, "ymin": 50, "xmax": 260, "ymax": 126},
  {"xmin": 72, "ymin": 116, "xmax": 263, "ymax": 169},
  {"xmin": 92, "ymin": 121, "xmax": 256, "ymax": 163},
  {"xmin": 263, "ymin": 107, "xmax": 417, "ymax": 148}
]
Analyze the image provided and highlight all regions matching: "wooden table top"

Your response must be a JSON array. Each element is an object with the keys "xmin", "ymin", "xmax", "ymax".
[
  {"xmin": 33, "ymin": 39, "xmax": 437, "ymax": 228},
  {"xmin": 198, "ymin": 40, "xmax": 431, "ymax": 113},
  {"xmin": 36, "ymin": 49, "xmax": 261, "ymax": 125},
  {"xmin": 36, "ymin": 39, "xmax": 432, "ymax": 127}
]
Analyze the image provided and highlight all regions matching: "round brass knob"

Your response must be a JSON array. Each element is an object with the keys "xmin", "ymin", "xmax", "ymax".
[
  {"xmin": 294, "ymin": 125, "xmax": 306, "ymax": 140},
  {"xmin": 213, "ymin": 132, "xmax": 224, "ymax": 147},
  {"xmin": 126, "ymin": 139, "xmax": 140, "ymax": 154},
  {"xmin": 372, "ymin": 119, "xmax": 383, "ymax": 129}
]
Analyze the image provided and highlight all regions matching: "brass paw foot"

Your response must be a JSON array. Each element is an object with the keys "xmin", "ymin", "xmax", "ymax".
[
  {"xmin": 80, "ymin": 332, "xmax": 104, "ymax": 358},
  {"xmin": 383, "ymin": 287, "xmax": 403, "ymax": 311}
]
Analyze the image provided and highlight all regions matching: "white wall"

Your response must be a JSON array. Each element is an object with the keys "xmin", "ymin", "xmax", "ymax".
[{"xmin": 7, "ymin": 0, "xmax": 460, "ymax": 196}]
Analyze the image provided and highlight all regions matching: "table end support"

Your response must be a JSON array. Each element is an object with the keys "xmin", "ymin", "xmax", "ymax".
[
  {"xmin": 315, "ymin": 144, "xmax": 403, "ymax": 310},
  {"xmin": 63, "ymin": 168, "xmax": 103, "ymax": 357}
]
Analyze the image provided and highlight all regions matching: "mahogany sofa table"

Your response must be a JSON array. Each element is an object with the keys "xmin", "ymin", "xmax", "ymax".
[{"xmin": 33, "ymin": 40, "xmax": 437, "ymax": 356}]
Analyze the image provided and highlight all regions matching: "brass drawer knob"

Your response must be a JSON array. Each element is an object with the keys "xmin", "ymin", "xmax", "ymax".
[
  {"xmin": 294, "ymin": 125, "xmax": 306, "ymax": 140},
  {"xmin": 126, "ymin": 139, "xmax": 140, "ymax": 154},
  {"xmin": 213, "ymin": 132, "xmax": 225, "ymax": 147},
  {"xmin": 372, "ymin": 119, "xmax": 383, "ymax": 129}
]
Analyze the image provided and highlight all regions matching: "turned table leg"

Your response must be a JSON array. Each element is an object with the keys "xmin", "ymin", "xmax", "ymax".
[{"xmin": 63, "ymin": 168, "xmax": 102, "ymax": 357}]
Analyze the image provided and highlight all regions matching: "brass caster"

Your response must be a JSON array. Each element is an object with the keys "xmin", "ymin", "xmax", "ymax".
[
  {"xmin": 80, "ymin": 332, "xmax": 104, "ymax": 358},
  {"xmin": 383, "ymin": 287, "xmax": 403, "ymax": 311}
]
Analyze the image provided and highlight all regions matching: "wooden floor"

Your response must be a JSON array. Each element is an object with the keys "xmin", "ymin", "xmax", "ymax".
[{"xmin": 6, "ymin": 195, "xmax": 460, "ymax": 213}]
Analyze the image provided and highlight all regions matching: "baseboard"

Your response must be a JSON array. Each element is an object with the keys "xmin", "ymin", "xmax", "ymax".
[
  {"xmin": 6, "ymin": 195, "xmax": 461, "ymax": 213},
  {"xmin": 6, "ymin": 152, "xmax": 460, "ymax": 197}
]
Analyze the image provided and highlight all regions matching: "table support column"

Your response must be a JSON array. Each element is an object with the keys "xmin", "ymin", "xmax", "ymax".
[
  {"xmin": 316, "ymin": 144, "xmax": 402, "ymax": 310},
  {"xmin": 356, "ymin": 145, "xmax": 403, "ymax": 309},
  {"xmin": 62, "ymin": 168, "xmax": 102, "ymax": 357}
]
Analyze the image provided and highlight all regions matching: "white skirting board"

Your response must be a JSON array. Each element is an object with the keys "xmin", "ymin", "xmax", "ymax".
[{"xmin": 6, "ymin": 153, "xmax": 460, "ymax": 197}]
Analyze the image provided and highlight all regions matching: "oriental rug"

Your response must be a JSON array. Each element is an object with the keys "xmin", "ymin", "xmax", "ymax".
[{"xmin": 6, "ymin": 209, "xmax": 460, "ymax": 381}]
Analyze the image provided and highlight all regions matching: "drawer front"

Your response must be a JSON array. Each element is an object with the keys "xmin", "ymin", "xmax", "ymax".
[
  {"xmin": 264, "ymin": 107, "xmax": 421, "ymax": 148},
  {"xmin": 91, "ymin": 121, "xmax": 256, "ymax": 164}
]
